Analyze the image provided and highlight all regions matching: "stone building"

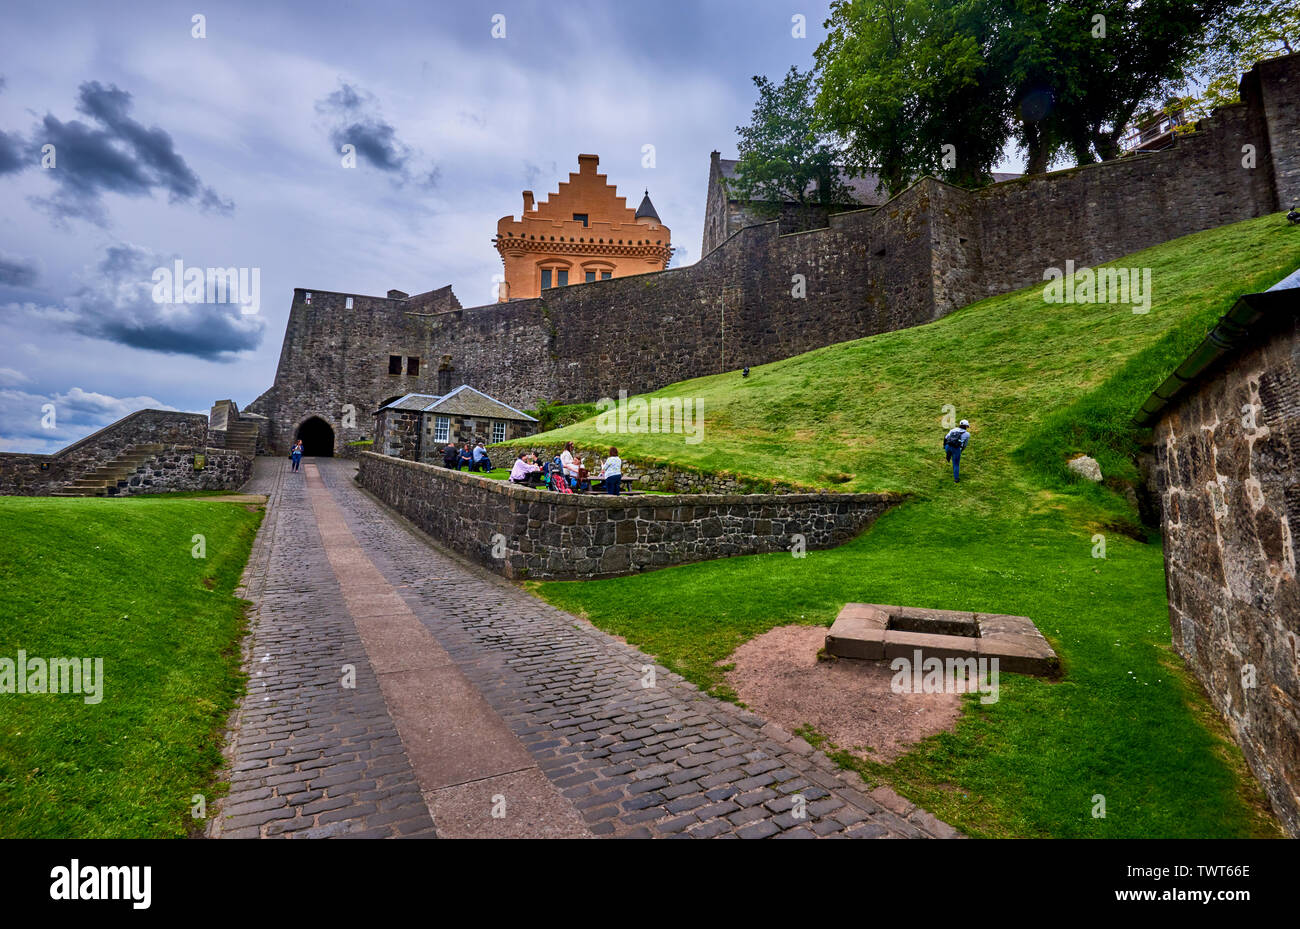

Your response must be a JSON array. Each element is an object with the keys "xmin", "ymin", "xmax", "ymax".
[
  {"xmin": 700, "ymin": 152, "xmax": 886, "ymax": 256},
  {"xmin": 493, "ymin": 153, "xmax": 671, "ymax": 301},
  {"xmin": 374, "ymin": 385, "xmax": 537, "ymax": 463},
  {"xmin": 1137, "ymin": 268, "xmax": 1300, "ymax": 837}
]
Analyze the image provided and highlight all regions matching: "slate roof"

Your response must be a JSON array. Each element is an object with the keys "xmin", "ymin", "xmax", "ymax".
[
  {"xmin": 422, "ymin": 385, "xmax": 538, "ymax": 422},
  {"xmin": 635, "ymin": 190, "xmax": 661, "ymax": 221},
  {"xmin": 381, "ymin": 393, "xmax": 440, "ymax": 412},
  {"xmin": 1134, "ymin": 267, "xmax": 1300, "ymax": 428}
]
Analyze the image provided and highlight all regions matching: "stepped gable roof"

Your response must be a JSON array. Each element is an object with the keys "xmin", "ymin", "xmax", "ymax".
[
  {"xmin": 635, "ymin": 190, "xmax": 660, "ymax": 222},
  {"xmin": 422, "ymin": 385, "xmax": 538, "ymax": 422}
]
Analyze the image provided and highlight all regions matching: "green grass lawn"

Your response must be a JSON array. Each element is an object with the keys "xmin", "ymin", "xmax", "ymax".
[
  {"xmin": 527, "ymin": 214, "xmax": 1300, "ymax": 838},
  {"xmin": 0, "ymin": 495, "xmax": 262, "ymax": 838}
]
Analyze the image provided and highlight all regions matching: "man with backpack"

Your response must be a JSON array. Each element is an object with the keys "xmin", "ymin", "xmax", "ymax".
[{"xmin": 943, "ymin": 419, "xmax": 971, "ymax": 483}]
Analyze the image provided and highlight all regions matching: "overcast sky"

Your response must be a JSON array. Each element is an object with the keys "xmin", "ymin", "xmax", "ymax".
[{"xmin": 0, "ymin": 0, "xmax": 1024, "ymax": 454}]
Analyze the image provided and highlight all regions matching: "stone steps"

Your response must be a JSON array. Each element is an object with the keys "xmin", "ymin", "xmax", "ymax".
[
  {"xmin": 221, "ymin": 421, "xmax": 259, "ymax": 456},
  {"xmin": 54, "ymin": 444, "xmax": 168, "ymax": 497}
]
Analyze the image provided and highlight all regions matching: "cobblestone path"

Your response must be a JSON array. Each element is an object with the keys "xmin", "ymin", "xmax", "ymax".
[{"xmin": 211, "ymin": 457, "xmax": 958, "ymax": 839}]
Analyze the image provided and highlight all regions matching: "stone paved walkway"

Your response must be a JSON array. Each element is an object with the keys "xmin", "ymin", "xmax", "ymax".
[{"xmin": 210, "ymin": 457, "xmax": 958, "ymax": 839}]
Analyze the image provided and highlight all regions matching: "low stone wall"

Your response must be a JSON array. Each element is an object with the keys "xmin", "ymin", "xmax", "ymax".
[
  {"xmin": 358, "ymin": 451, "xmax": 900, "ymax": 580},
  {"xmin": 496, "ymin": 444, "xmax": 813, "ymax": 495},
  {"xmin": 107, "ymin": 447, "xmax": 252, "ymax": 496}
]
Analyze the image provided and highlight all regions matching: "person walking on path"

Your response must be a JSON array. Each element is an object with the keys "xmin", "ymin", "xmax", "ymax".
[
  {"xmin": 290, "ymin": 439, "xmax": 304, "ymax": 472},
  {"xmin": 943, "ymin": 419, "xmax": 971, "ymax": 483}
]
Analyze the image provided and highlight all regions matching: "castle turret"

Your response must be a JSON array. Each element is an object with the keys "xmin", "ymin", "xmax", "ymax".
[{"xmin": 635, "ymin": 190, "xmax": 661, "ymax": 224}]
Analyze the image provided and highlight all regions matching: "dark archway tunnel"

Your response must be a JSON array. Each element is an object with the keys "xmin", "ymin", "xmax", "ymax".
[{"xmin": 295, "ymin": 416, "xmax": 335, "ymax": 456}]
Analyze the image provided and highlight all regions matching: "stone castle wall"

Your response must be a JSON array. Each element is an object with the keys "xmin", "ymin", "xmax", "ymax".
[
  {"xmin": 251, "ymin": 54, "xmax": 1299, "ymax": 456},
  {"xmin": 356, "ymin": 451, "xmax": 899, "ymax": 580},
  {"xmin": 1148, "ymin": 316, "xmax": 1300, "ymax": 837}
]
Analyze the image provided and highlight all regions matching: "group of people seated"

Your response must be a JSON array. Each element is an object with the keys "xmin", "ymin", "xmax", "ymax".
[
  {"xmin": 441, "ymin": 441, "xmax": 493, "ymax": 472},
  {"xmin": 509, "ymin": 441, "xmax": 624, "ymax": 495}
]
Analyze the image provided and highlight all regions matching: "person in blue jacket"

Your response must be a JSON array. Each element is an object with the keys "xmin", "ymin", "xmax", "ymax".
[
  {"xmin": 290, "ymin": 439, "xmax": 303, "ymax": 472},
  {"xmin": 943, "ymin": 419, "xmax": 971, "ymax": 482}
]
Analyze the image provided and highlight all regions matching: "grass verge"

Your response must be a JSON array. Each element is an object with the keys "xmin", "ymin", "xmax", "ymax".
[{"xmin": 0, "ymin": 495, "xmax": 262, "ymax": 837}]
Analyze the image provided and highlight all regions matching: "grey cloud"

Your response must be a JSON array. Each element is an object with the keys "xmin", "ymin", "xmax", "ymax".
[
  {"xmin": 14, "ymin": 242, "xmax": 265, "ymax": 360},
  {"xmin": 25, "ymin": 81, "xmax": 233, "ymax": 225},
  {"xmin": 0, "ymin": 129, "xmax": 22, "ymax": 175},
  {"xmin": 316, "ymin": 82, "xmax": 437, "ymax": 187},
  {"xmin": 0, "ymin": 251, "xmax": 39, "ymax": 286}
]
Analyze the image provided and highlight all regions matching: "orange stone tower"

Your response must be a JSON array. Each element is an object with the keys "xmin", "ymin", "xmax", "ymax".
[{"xmin": 493, "ymin": 154, "xmax": 671, "ymax": 301}]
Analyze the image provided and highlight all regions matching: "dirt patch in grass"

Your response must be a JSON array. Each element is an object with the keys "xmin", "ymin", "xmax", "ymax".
[{"xmin": 724, "ymin": 625, "xmax": 962, "ymax": 763}]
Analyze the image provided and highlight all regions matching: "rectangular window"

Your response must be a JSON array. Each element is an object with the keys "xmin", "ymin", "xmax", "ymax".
[
  {"xmin": 407, "ymin": 356, "xmax": 420, "ymax": 376},
  {"xmin": 573, "ymin": 213, "xmax": 588, "ymax": 227},
  {"xmin": 557, "ymin": 270, "xmax": 568, "ymax": 286},
  {"xmin": 434, "ymin": 416, "xmax": 449, "ymax": 443},
  {"xmin": 492, "ymin": 421, "xmax": 506, "ymax": 444},
  {"xmin": 601, "ymin": 271, "xmax": 612, "ymax": 280},
  {"xmin": 389, "ymin": 355, "xmax": 402, "ymax": 375},
  {"xmin": 585, "ymin": 271, "xmax": 596, "ymax": 283},
  {"xmin": 345, "ymin": 297, "xmax": 354, "ymax": 309},
  {"xmin": 541, "ymin": 269, "xmax": 552, "ymax": 290}
]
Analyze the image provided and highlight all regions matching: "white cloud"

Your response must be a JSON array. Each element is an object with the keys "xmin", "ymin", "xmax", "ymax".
[{"xmin": 0, "ymin": 385, "xmax": 173, "ymax": 454}]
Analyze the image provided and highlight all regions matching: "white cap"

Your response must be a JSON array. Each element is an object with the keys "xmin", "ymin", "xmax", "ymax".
[{"xmin": 959, "ymin": 419, "xmax": 969, "ymax": 427}]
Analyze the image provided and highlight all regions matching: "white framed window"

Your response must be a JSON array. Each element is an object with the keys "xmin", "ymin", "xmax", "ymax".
[
  {"xmin": 434, "ymin": 416, "xmax": 450, "ymax": 443},
  {"xmin": 492, "ymin": 420, "xmax": 506, "ymax": 444}
]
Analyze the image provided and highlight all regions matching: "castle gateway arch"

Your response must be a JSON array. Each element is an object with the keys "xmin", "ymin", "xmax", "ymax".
[{"xmin": 295, "ymin": 416, "xmax": 335, "ymax": 456}]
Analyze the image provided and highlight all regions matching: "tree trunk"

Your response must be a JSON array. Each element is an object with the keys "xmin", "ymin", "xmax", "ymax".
[{"xmin": 1021, "ymin": 120, "xmax": 1049, "ymax": 174}]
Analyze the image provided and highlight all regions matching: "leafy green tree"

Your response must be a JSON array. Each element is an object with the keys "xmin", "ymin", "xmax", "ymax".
[
  {"xmin": 815, "ymin": 0, "xmax": 1240, "ymax": 181},
  {"xmin": 1189, "ymin": 0, "xmax": 1298, "ymax": 112},
  {"xmin": 729, "ymin": 66, "xmax": 857, "ymax": 220},
  {"xmin": 815, "ymin": 0, "xmax": 1010, "ymax": 194},
  {"xmin": 1044, "ymin": 1, "xmax": 1237, "ymax": 164}
]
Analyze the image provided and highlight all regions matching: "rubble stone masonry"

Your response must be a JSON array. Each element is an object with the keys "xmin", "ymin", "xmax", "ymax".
[
  {"xmin": 356, "ymin": 451, "xmax": 900, "ymax": 581},
  {"xmin": 1148, "ymin": 317, "xmax": 1300, "ymax": 836}
]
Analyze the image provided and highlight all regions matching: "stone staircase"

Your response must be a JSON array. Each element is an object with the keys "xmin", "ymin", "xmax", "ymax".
[
  {"xmin": 223, "ymin": 419, "xmax": 259, "ymax": 457},
  {"xmin": 51, "ymin": 444, "xmax": 166, "ymax": 497}
]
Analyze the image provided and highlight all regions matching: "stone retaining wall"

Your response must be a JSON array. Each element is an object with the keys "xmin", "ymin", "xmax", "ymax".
[
  {"xmin": 357, "ymin": 451, "xmax": 900, "ymax": 580},
  {"xmin": 108, "ymin": 447, "xmax": 253, "ymax": 496}
]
